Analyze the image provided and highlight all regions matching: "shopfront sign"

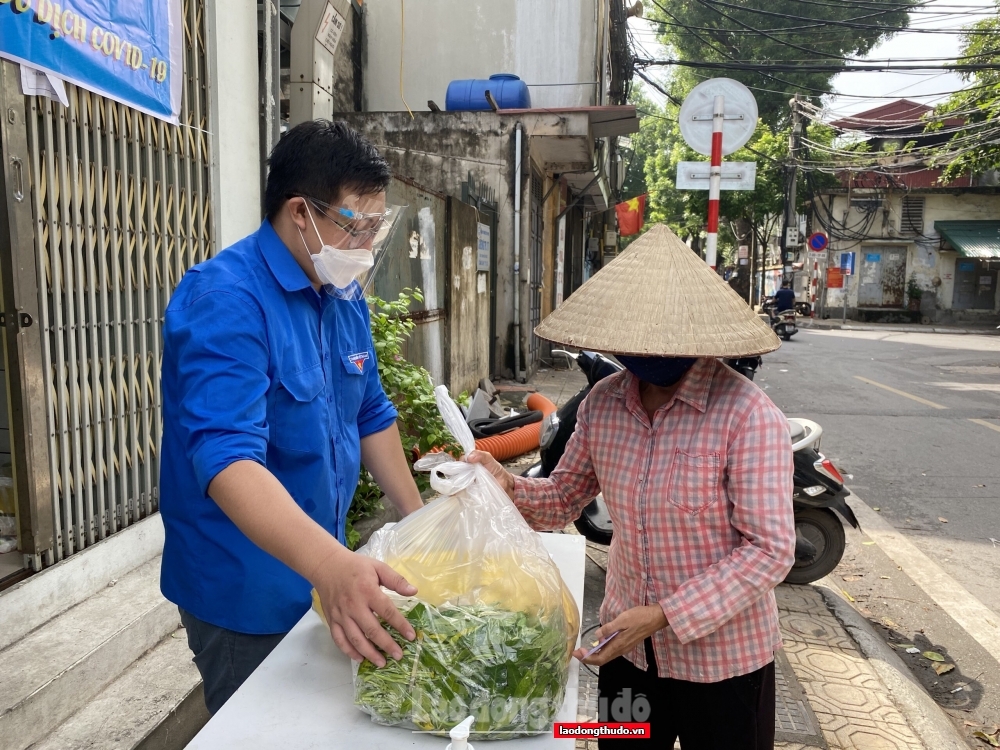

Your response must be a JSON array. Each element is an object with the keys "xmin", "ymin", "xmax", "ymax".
[{"xmin": 1, "ymin": 0, "xmax": 182, "ymax": 122}]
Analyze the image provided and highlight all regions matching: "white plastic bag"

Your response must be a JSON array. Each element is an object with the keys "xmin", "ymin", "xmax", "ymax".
[{"xmin": 351, "ymin": 386, "xmax": 579, "ymax": 739}]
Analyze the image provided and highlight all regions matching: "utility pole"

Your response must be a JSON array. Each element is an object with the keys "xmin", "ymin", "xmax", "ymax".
[{"xmin": 781, "ymin": 94, "xmax": 803, "ymax": 286}]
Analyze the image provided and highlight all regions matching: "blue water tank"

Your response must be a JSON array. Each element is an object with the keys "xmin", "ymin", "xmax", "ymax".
[{"xmin": 445, "ymin": 74, "xmax": 531, "ymax": 111}]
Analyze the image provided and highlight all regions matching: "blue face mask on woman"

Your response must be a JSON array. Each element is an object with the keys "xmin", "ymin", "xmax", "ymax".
[{"xmin": 616, "ymin": 355, "xmax": 698, "ymax": 387}]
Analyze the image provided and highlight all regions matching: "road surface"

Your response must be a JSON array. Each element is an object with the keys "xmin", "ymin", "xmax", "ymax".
[{"xmin": 762, "ymin": 327, "xmax": 1000, "ymax": 743}]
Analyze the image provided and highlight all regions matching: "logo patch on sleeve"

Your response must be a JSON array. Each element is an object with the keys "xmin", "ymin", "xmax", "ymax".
[{"xmin": 348, "ymin": 351, "xmax": 370, "ymax": 373}]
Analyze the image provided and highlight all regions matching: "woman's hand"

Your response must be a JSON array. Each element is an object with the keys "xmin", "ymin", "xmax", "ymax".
[
  {"xmin": 466, "ymin": 450, "xmax": 515, "ymax": 499},
  {"xmin": 573, "ymin": 605, "xmax": 668, "ymax": 667}
]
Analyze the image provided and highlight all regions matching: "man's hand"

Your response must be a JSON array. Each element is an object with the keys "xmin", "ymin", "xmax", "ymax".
[
  {"xmin": 311, "ymin": 547, "xmax": 418, "ymax": 667},
  {"xmin": 466, "ymin": 450, "xmax": 515, "ymax": 499},
  {"xmin": 207, "ymin": 461, "xmax": 418, "ymax": 667},
  {"xmin": 573, "ymin": 605, "xmax": 668, "ymax": 667}
]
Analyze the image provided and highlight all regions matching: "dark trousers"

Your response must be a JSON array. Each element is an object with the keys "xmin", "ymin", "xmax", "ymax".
[
  {"xmin": 597, "ymin": 639, "xmax": 775, "ymax": 750},
  {"xmin": 179, "ymin": 608, "xmax": 288, "ymax": 715}
]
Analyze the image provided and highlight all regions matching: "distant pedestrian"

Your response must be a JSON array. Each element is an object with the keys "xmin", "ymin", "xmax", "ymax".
[{"xmin": 471, "ymin": 224, "xmax": 794, "ymax": 750}]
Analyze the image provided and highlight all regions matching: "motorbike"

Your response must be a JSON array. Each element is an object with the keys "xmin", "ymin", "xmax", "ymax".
[
  {"xmin": 523, "ymin": 350, "xmax": 860, "ymax": 585},
  {"xmin": 762, "ymin": 296, "xmax": 798, "ymax": 342}
]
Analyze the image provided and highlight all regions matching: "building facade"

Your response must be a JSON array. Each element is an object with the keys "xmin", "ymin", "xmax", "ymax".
[{"xmin": 807, "ymin": 100, "xmax": 1000, "ymax": 323}]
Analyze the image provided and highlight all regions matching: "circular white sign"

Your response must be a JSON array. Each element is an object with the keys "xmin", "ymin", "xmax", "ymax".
[{"xmin": 678, "ymin": 78, "xmax": 758, "ymax": 157}]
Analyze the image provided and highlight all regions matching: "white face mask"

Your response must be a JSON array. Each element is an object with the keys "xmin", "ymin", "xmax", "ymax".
[{"xmin": 299, "ymin": 204, "xmax": 374, "ymax": 289}]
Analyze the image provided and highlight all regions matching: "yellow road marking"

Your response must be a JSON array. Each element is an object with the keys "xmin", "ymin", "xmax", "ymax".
[
  {"xmin": 970, "ymin": 418, "xmax": 1000, "ymax": 434},
  {"xmin": 853, "ymin": 376, "xmax": 948, "ymax": 410}
]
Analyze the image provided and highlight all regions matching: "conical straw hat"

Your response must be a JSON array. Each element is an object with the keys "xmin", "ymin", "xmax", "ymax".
[{"xmin": 534, "ymin": 223, "xmax": 781, "ymax": 357}]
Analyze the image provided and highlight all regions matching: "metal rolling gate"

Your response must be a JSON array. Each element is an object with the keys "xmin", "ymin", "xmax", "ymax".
[{"xmin": 0, "ymin": 0, "xmax": 214, "ymax": 567}]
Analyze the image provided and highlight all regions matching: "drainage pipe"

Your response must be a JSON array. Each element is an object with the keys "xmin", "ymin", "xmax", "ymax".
[{"xmin": 512, "ymin": 122, "xmax": 523, "ymax": 381}]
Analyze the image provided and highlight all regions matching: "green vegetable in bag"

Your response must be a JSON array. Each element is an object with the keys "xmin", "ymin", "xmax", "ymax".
[{"xmin": 353, "ymin": 597, "xmax": 572, "ymax": 739}]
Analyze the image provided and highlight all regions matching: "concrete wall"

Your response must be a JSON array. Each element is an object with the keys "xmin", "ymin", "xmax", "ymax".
[
  {"xmin": 207, "ymin": 0, "xmax": 263, "ymax": 248},
  {"xmin": 341, "ymin": 110, "xmax": 596, "ymax": 377},
  {"xmin": 370, "ymin": 178, "xmax": 492, "ymax": 392},
  {"xmin": 375, "ymin": 179, "xmax": 450, "ymax": 386},
  {"xmin": 361, "ymin": 0, "xmax": 602, "ymax": 112},
  {"xmin": 341, "ymin": 111, "xmax": 519, "ymax": 377},
  {"xmin": 817, "ymin": 192, "xmax": 1000, "ymax": 317}
]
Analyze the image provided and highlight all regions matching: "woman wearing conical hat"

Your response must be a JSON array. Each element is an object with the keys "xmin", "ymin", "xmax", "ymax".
[{"xmin": 470, "ymin": 224, "xmax": 795, "ymax": 750}]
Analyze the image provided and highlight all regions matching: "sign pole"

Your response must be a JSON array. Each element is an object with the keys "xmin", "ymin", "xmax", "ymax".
[
  {"xmin": 811, "ymin": 258, "xmax": 818, "ymax": 316},
  {"xmin": 843, "ymin": 275, "xmax": 849, "ymax": 324},
  {"xmin": 705, "ymin": 94, "xmax": 724, "ymax": 270}
]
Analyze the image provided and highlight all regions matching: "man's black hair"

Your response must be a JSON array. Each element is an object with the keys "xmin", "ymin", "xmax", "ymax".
[{"xmin": 264, "ymin": 120, "xmax": 392, "ymax": 220}]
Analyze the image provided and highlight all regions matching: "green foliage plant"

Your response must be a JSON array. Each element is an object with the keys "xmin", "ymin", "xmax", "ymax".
[{"xmin": 344, "ymin": 289, "xmax": 461, "ymax": 549}]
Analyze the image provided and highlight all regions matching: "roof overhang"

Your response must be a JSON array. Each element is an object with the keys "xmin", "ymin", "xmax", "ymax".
[
  {"xmin": 514, "ymin": 106, "xmax": 638, "ymax": 211},
  {"xmin": 935, "ymin": 220, "xmax": 1000, "ymax": 258},
  {"xmin": 503, "ymin": 105, "xmax": 640, "ymax": 139}
]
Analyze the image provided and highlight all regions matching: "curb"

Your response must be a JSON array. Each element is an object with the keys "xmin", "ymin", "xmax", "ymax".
[
  {"xmin": 814, "ymin": 577, "xmax": 970, "ymax": 750},
  {"xmin": 801, "ymin": 322, "xmax": 999, "ymax": 336}
]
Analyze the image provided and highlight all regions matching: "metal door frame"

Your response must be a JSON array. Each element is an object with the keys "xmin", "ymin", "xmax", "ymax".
[
  {"xmin": 858, "ymin": 249, "xmax": 884, "ymax": 307},
  {"xmin": 953, "ymin": 258, "xmax": 999, "ymax": 310},
  {"xmin": 858, "ymin": 244, "xmax": 907, "ymax": 308},
  {"xmin": 462, "ymin": 174, "xmax": 498, "ymax": 377},
  {"xmin": 0, "ymin": 62, "xmax": 54, "ymax": 566},
  {"xmin": 953, "ymin": 258, "xmax": 978, "ymax": 310},
  {"xmin": 0, "ymin": 0, "xmax": 215, "ymax": 569},
  {"xmin": 881, "ymin": 247, "xmax": 906, "ymax": 307},
  {"xmin": 975, "ymin": 263, "xmax": 999, "ymax": 309},
  {"xmin": 528, "ymin": 171, "xmax": 543, "ymax": 367}
]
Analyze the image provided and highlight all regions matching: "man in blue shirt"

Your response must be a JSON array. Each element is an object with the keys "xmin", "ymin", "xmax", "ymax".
[
  {"xmin": 774, "ymin": 282, "xmax": 796, "ymax": 313},
  {"xmin": 159, "ymin": 121, "xmax": 422, "ymax": 714}
]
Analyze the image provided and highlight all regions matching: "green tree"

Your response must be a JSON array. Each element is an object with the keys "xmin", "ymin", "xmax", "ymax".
[
  {"xmin": 930, "ymin": 11, "xmax": 1000, "ymax": 180},
  {"xmin": 644, "ymin": 0, "xmax": 916, "ymax": 126},
  {"xmin": 344, "ymin": 289, "xmax": 462, "ymax": 549}
]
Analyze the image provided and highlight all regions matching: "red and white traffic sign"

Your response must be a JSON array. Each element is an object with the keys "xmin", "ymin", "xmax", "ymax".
[
  {"xmin": 807, "ymin": 232, "xmax": 829, "ymax": 252},
  {"xmin": 677, "ymin": 78, "xmax": 759, "ymax": 271}
]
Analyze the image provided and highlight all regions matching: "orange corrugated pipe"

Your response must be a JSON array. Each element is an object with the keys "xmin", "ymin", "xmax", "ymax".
[{"xmin": 472, "ymin": 393, "xmax": 557, "ymax": 462}]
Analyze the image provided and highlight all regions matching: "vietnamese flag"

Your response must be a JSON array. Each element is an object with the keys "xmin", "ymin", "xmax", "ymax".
[{"xmin": 615, "ymin": 194, "xmax": 646, "ymax": 236}]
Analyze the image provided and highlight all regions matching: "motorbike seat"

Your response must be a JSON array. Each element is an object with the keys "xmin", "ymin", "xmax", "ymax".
[{"xmin": 788, "ymin": 420, "xmax": 806, "ymax": 444}]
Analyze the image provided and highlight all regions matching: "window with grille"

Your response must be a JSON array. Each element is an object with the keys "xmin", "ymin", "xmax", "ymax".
[{"xmin": 900, "ymin": 195, "xmax": 925, "ymax": 236}]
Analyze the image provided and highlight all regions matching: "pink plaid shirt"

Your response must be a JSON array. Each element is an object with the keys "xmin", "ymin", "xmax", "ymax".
[{"xmin": 514, "ymin": 357, "xmax": 795, "ymax": 683}]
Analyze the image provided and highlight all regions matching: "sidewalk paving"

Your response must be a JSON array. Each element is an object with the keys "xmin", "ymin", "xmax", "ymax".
[
  {"xmin": 800, "ymin": 318, "xmax": 999, "ymax": 336},
  {"xmin": 500, "ymin": 364, "xmax": 936, "ymax": 748},
  {"xmin": 567, "ymin": 535, "xmax": 924, "ymax": 750}
]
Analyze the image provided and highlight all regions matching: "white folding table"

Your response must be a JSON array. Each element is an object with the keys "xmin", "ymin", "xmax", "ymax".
[{"xmin": 186, "ymin": 533, "xmax": 586, "ymax": 748}]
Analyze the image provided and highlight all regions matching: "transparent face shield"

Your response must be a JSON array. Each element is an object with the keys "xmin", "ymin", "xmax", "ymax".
[{"xmin": 305, "ymin": 198, "xmax": 408, "ymax": 301}]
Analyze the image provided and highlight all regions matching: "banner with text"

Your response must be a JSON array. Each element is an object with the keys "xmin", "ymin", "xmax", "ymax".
[{"xmin": 1, "ymin": 0, "xmax": 182, "ymax": 123}]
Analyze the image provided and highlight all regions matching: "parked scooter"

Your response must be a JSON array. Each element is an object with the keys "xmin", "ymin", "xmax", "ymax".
[
  {"xmin": 523, "ymin": 350, "xmax": 860, "ymax": 585},
  {"xmin": 762, "ymin": 296, "xmax": 798, "ymax": 341}
]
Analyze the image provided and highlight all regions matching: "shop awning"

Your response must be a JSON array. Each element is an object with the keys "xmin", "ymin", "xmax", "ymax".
[{"xmin": 935, "ymin": 220, "xmax": 1000, "ymax": 258}]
